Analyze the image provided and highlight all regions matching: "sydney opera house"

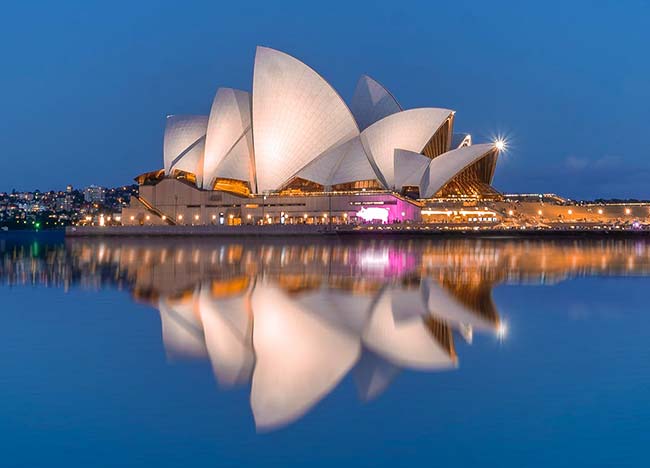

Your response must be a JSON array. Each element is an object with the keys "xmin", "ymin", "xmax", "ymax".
[{"xmin": 123, "ymin": 46, "xmax": 503, "ymax": 226}]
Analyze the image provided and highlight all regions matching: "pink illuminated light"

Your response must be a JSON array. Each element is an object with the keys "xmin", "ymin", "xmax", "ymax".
[{"xmin": 357, "ymin": 207, "xmax": 389, "ymax": 223}]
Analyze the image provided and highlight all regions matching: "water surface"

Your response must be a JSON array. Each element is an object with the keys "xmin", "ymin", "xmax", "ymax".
[{"xmin": 2, "ymin": 233, "xmax": 649, "ymax": 467}]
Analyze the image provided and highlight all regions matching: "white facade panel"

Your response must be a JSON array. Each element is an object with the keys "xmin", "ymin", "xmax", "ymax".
[
  {"xmin": 350, "ymin": 75, "xmax": 402, "ymax": 131},
  {"xmin": 252, "ymin": 46, "xmax": 360, "ymax": 192},
  {"xmin": 360, "ymin": 108, "xmax": 453, "ymax": 188},
  {"xmin": 202, "ymin": 88, "xmax": 253, "ymax": 189},
  {"xmin": 420, "ymin": 143, "xmax": 496, "ymax": 198}
]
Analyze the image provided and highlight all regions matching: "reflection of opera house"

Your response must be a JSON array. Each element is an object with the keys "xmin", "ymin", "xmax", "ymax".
[
  {"xmin": 123, "ymin": 46, "xmax": 503, "ymax": 226},
  {"xmin": 158, "ymin": 279, "xmax": 491, "ymax": 430},
  {"xmin": 4, "ymin": 237, "xmax": 650, "ymax": 429},
  {"xmin": 84, "ymin": 239, "xmax": 505, "ymax": 430}
]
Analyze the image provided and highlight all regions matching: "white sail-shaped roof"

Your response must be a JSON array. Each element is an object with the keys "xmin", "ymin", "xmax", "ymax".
[
  {"xmin": 163, "ymin": 115, "xmax": 208, "ymax": 176},
  {"xmin": 362, "ymin": 287, "xmax": 456, "ymax": 370},
  {"xmin": 198, "ymin": 288, "xmax": 254, "ymax": 387},
  {"xmin": 330, "ymin": 137, "xmax": 384, "ymax": 186},
  {"xmin": 420, "ymin": 143, "xmax": 497, "ymax": 198},
  {"xmin": 350, "ymin": 75, "xmax": 402, "ymax": 131},
  {"xmin": 294, "ymin": 137, "xmax": 383, "ymax": 187},
  {"xmin": 158, "ymin": 296, "xmax": 207, "ymax": 360},
  {"xmin": 292, "ymin": 138, "xmax": 352, "ymax": 187},
  {"xmin": 252, "ymin": 46, "xmax": 360, "ymax": 192},
  {"xmin": 393, "ymin": 149, "xmax": 431, "ymax": 191},
  {"xmin": 360, "ymin": 108, "xmax": 453, "ymax": 188},
  {"xmin": 250, "ymin": 283, "xmax": 361, "ymax": 430},
  {"xmin": 170, "ymin": 139, "xmax": 206, "ymax": 187},
  {"xmin": 202, "ymin": 88, "xmax": 253, "ymax": 190},
  {"xmin": 210, "ymin": 128, "xmax": 254, "ymax": 186}
]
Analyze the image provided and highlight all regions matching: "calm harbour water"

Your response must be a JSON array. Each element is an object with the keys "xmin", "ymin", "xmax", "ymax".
[{"xmin": 2, "ymin": 232, "xmax": 650, "ymax": 467}]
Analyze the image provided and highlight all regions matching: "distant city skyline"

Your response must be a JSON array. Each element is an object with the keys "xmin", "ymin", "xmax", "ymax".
[{"xmin": 3, "ymin": 0, "xmax": 649, "ymax": 198}]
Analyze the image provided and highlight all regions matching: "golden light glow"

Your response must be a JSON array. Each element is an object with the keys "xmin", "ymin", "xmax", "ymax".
[
  {"xmin": 625, "ymin": 208, "xmax": 631, "ymax": 215},
  {"xmin": 568, "ymin": 210, "xmax": 573, "ymax": 215},
  {"xmin": 537, "ymin": 210, "xmax": 543, "ymax": 216},
  {"xmin": 195, "ymin": 214, "xmax": 200, "ymax": 220},
  {"xmin": 598, "ymin": 209, "xmax": 603, "ymax": 215},
  {"xmin": 508, "ymin": 210, "xmax": 514, "ymax": 216}
]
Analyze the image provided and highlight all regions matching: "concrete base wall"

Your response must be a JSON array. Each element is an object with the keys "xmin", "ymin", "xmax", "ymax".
[
  {"xmin": 67, "ymin": 224, "xmax": 346, "ymax": 237},
  {"xmin": 123, "ymin": 179, "xmax": 421, "ymax": 227}
]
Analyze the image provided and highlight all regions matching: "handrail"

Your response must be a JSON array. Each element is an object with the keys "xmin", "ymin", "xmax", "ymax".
[{"xmin": 136, "ymin": 196, "xmax": 176, "ymax": 225}]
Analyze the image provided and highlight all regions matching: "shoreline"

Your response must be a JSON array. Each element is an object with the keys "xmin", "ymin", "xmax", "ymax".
[{"xmin": 61, "ymin": 225, "xmax": 650, "ymax": 239}]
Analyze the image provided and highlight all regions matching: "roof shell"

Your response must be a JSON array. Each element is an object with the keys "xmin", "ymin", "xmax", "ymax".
[
  {"xmin": 350, "ymin": 75, "xmax": 402, "ymax": 131},
  {"xmin": 294, "ymin": 136, "xmax": 382, "ymax": 187},
  {"xmin": 163, "ymin": 115, "xmax": 208, "ymax": 176},
  {"xmin": 252, "ymin": 46, "xmax": 360, "ymax": 192},
  {"xmin": 203, "ymin": 88, "xmax": 253, "ymax": 189},
  {"xmin": 393, "ymin": 149, "xmax": 431, "ymax": 191},
  {"xmin": 211, "ymin": 128, "xmax": 255, "ymax": 185},
  {"xmin": 360, "ymin": 108, "xmax": 453, "ymax": 188},
  {"xmin": 420, "ymin": 143, "xmax": 496, "ymax": 198}
]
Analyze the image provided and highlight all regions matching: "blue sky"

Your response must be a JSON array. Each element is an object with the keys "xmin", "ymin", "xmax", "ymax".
[{"xmin": 2, "ymin": 0, "xmax": 649, "ymax": 199}]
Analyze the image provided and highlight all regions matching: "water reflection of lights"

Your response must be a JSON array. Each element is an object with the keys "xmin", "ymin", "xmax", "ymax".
[
  {"xmin": 496, "ymin": 322, "xmax": 509, "ymax": 341},
  {"xmin": 6, "ymin": 237, "xmax": 650, "ymax": 430},
  {"xmin": 359, "ymin": 249, "xmax": 390, "ymax": 270}
]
